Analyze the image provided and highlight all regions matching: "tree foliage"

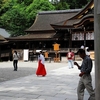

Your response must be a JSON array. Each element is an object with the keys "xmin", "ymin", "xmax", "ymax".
[
  {"xmin": 0, "ymin": 0, "xmax": 55, "ymax": 36},
  {"xmin": 64, "ymin": 0, "xmax": 90, "ymax": 9},
  {"xmin": 0, "ymin": 0, "xmax": 91, "ymax": 37},
  {"xmin": 55, "ymin": 2, "xmax": 69, "ymax": 10},
  {"xmin": 51, "ymin": 0, "xmax": 90, "ymax": 9}
]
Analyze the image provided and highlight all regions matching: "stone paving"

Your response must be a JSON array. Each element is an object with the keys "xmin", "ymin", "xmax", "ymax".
[{"xmin": 0, "ymin": 60, "xmax": 95, "ymax": 100}]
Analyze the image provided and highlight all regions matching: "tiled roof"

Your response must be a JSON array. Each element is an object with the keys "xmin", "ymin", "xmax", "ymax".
[
  {"xmin": 70, "ymin": 0, "xmax": 93, "ymax": 19},
  {"xmin": 0, "ymin": 35, "xmax": 6, "ymax": 41},
  {"xmin": 26, "ymin": 9, "xmax": 81, "ymax": 32},
  {"xmin": 0, "ymin": 28, "xmax": 10, "ymax": 37},
  {"xmin": 6, "ymin": 33, "xmax": 56, "ymax": 41},
  {"xmin": 51, "ymin": 0, "xmax": 94, "ymax": 28},
  {"xmin": 56, "ymin": 14, "xmax": 93, "ymax": 26},
  {"xmin": 73, "ymin": 14, "xmax": 94, "ymax": 25}
]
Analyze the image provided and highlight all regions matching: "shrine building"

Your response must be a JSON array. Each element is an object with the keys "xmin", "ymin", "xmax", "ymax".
[{"xmin": 0, "ymin": 0, "xmax": 94, "ymax": 61}]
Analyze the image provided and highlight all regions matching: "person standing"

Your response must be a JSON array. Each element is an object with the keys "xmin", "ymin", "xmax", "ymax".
[
  {"xmin": 66, "ymin": 49, "xmax": 74, "ymax": 69},
  {"xmin": 74, "ymin": 49, "xmax": 95, "ymax": 100},
  {"xmin": 13, "ymin": 51, "xmax": 19, "ymax": 71},
  {"xmin": 36, "ymin": 51, "xmax": 47, "ymax": 76}
]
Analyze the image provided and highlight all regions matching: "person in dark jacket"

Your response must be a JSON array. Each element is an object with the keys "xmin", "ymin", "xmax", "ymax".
[{"xmin": 74, "ymin": 49, "xmax": 95, "ymax": 100}]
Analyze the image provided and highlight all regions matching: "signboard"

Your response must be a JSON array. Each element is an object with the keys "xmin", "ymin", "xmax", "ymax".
[
  {"xmin": 23, "ymin": 49, "xmax": 29, "ymax": 61},
  {"xmin": 36, "ymin": 50, "xmax": 41, "ymax": 52},
  {"xmin": 53, "ymin": 43, "xmax": 60, "ymax": 51}
]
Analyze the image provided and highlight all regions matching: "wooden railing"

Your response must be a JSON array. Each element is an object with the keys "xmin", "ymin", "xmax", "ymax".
[{"xmin": 42, "ymin": 48, "xmax": 79, "ymax": 53}]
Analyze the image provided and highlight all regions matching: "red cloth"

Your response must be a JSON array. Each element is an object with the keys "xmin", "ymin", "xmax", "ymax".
[
  {"xmin": 36, "ymin": 60, "xmax": 47, "ymax": 76},
  {"xmin": 66, "ymin": 52, "xmax": 74, "ymax": 60}
]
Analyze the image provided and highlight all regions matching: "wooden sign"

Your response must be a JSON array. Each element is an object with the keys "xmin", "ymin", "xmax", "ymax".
[{"xmin": 53, "ymin": 43, "xmax": 60, "ymax": 51}]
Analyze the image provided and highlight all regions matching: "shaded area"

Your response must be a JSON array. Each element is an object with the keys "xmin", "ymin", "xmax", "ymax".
[{"xmin": 0, "ymin": 67, "xmax": 36, "ymax": 82}]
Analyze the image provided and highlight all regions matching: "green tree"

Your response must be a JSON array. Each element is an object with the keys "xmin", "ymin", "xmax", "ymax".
[
  {"xmin": 0, "ymin": 0, "xmax": 55, "ymax": 36},
  {"xmin": 0, "ymin": 3, "xmax": 28, "ymax": 36},
  {"xmin": 55, "ymin": 1, "xmax": 69, "ymax": 10},
  {"xmin": 0, "ymin": 0, "xmax": 11, "ymax": 16},
  {"xmin": 16, "ymin": 0, "xmax": 33, "ymax": 6},
  {"xmin": 0, "ymin": 0, "xmax": 91, "ymax": 37},
  {"xmin": 67, "ymin": 0, "xmax": 90, "ymax": 9},
  {"xmin": 52, "ymin": 0, "xmax": 90, "ymax": 9},
  {"xmin": 23, "ymin": 0, "xmax": 55, "ymax": 32},
  {"xmin": 51, "ymin": 0, "xmax": 59, "ymax": 4}
]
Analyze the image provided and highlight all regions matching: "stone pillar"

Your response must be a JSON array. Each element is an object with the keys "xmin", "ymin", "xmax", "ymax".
[{"xmin": 94, "ymin": 0, "xmax": 100, "ymax": 99}]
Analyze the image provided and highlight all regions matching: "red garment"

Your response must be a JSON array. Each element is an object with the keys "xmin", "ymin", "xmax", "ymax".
[
  {"xmin": 36, "ymin": 60, "xmax": 47, "ymax": 76},
  {"xmin": 67, "ymin": 52, "xmax": 74, "ymax": 60}
]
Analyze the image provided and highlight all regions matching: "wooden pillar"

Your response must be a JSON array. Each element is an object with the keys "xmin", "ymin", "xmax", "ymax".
[
  {"xmin": 16, "ymin": 42, "xmax": 19, "ymax": 49},
  {"xmin": 29, "ymin": 41, "xmax": 31, "ymax": 50},
  {"xmin": 94, "ymin": 0, "xmax": 100, "ymax": 99},
  {"xmin": 83, "ymin": 27, "xmax": 86, "ymax": 48},
  {"xmin": 69, "ymin": 29, "xmax": 72, "ymax": 48}
]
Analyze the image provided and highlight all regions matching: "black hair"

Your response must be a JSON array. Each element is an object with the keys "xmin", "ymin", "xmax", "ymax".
[
  {"xmin": 87, "ymin": 48, "xmax": 89, "ymax": 51},
  {"xmin": 69, "ymin": 49, "xmax": 71, "ymax": 52},
  {"xmin": 77, "ymin": 49, "xmax": 85, "ymax": 54},
  {"xmin": 14, "ymin": 51, "xmax": 17, "ymax": 55},
  {"xmin": 38, "ymin": 51, "xmax": 42, "ymax": 57},
  {"xmin": 40, "ymin": 51, "xmax": 42, "ymax": 54}
]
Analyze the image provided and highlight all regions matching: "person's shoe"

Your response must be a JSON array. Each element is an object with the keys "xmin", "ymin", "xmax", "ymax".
[{"xmin": 15, "ymin": 69, "xmax": 17, "ymax": 71}]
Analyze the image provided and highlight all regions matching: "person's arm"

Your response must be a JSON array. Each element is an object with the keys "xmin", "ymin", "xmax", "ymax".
[
  {"xmin": 74, "ymin": 62, "xmax": 85, "ymax": 77},
  {"xmin": 74, "ymin": 62, "xmax": 81, "ymax": 69},
  {"xmin": 17, "ymin": 53, "xmax": 20, "ymax": 59},
  {"xmin": 72, "ymin": 52, "xmax": 75, "ymax": 60},
  {"xmin": 40, "ymin": 55, "xmax": 45, "ymax": 65},
  {"xmin": 38, "ymin": 55, "xmax": 40, "ymax": 61},
  {"xmin": 13, "ymin": 53, "xmax": 15, "ymax": 59},
  {"xmin": 79, "ymin": 72, "xmax": 85, "ymax": 77}
]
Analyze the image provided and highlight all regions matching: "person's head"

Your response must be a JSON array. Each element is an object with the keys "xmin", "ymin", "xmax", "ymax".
[
  {"xmin": 39, "ymin": 51, "xmax": 43, "ymax": 54},
  {"xmin": 14, "ymin": 51, "xmax": 17, "ymax": 54},
  {"xmin": 77, "ymin": 49, "xmax": 86, "ymax": 59},
  {"xmin": 87, "ymin": 48, "xmax": 89, "ymax": 52}
]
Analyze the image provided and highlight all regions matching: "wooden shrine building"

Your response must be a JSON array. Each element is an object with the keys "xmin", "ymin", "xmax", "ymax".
[
  {"xmin": 0, "ymin": 0, "xmax": 94, "ymax": 61},
  {"xmin": 51, "ymin": 0, "xmax": 94, "ymax": 50},
  {"xmin": 6, "ymin": 9, "xmax": 81, "ymax": 50},
  {"xmin": 6, "ymin": 0, "xmax": 94, "ymax": 50}
]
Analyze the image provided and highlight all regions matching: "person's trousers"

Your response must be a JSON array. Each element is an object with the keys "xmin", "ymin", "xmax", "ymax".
[
  {"xmin": 77, "ymin": 74, "xmax": 95, "ymax": 100},
  {"xmin": 68, "ymin": 59, "xmax": 73, "ymax": 68},
  {"xmin": 13, "ymin": 60, "xmax": 18, "ymax": 71}
]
